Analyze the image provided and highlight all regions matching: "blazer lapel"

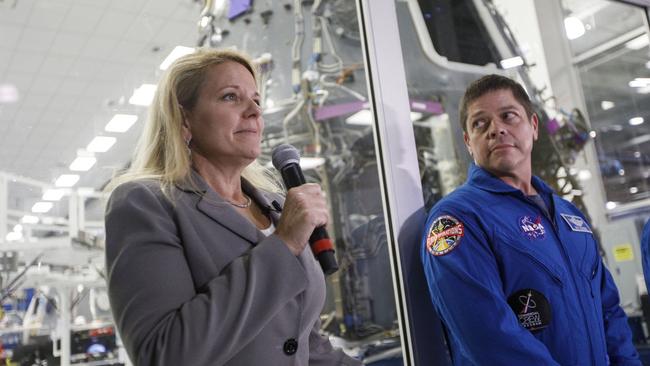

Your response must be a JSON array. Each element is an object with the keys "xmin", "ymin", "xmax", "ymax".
[{"xmin": 177, "ymin": 171, "xmax": 260, "ymax": 244}]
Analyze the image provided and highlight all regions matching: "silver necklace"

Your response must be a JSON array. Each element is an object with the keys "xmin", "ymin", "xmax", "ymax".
[{"xmin": 229, "ymin": 195, "xmax": 252, "ymax": 208}]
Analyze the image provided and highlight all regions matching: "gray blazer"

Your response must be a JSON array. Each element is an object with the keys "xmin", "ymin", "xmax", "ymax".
[{"xmin": 105, "ymin": 172, "xmax": 360, "ymax": 365}]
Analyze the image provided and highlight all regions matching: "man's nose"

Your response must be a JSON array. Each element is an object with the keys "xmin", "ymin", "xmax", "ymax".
[{"xmin": 488, "ymin": 119, "xmax": 507, "ymax": 138}]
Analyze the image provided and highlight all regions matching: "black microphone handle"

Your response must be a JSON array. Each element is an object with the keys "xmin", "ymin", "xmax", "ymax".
[
  {"xmin": 280, "ymin": 163, "xmax": 339, "ymax": 275},
  {"xmin": 309, "ymin": 228, "xmax": 339, "ymax": 275}
]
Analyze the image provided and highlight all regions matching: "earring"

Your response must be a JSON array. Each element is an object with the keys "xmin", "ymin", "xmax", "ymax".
[{"xmin": 185, "ymin": 137, "xmax": 192, "ymax": 156}]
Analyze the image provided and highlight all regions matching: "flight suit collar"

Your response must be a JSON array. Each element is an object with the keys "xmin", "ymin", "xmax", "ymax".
[{"xmin": 467, "ymin": 164, "xmax": 554, "ymax": 196}]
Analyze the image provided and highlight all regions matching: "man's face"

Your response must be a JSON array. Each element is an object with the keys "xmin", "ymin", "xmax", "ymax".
[{"xmin": 463, "ymin": 89, "xmax": 538, "ymax": 178}]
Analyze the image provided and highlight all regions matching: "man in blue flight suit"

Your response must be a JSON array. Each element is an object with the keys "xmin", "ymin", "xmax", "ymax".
[
  {"xmin": 641, "ymin": 219, "xmax": 650, "ymax": 288},
  {"xmin": 421, "ymin": 74, "xmax": 641, "ymax": 365}
]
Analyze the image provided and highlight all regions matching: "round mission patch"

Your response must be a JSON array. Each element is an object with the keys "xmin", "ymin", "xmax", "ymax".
[{"xmin": 426, "ymin": 215, "xmax": 464, "ymax": 256}]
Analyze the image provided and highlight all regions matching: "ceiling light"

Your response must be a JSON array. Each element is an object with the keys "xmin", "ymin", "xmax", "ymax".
[
  {"xmin": 32, "ymin": 201, "xmax": 53, "ymax": 213},
  {"xmin": 105, "ymin": 114, "xmax": 138, "ymax": 133},
  {"xmin": 20, "ymin": 215, "xmax": 38, "ymax": 224},
  {"xmin": 630, "ymin": 187, "xmax": 639, "ymax": 194},
  {"xmin": 55, "ymin": 174, "xmax": 80, "ymax": 187},
  {"xmin": 410, "ymin": 112, "xmax": 423, "ymax": 121},
  {"xmin": 500, "ymin": 56, "xmax": 524, "ymax": 69},
  {"xmin": 13, "ymin": 224, "xmax": 23, "ymax": 232},
  {"xmin": 87, "ymin": 136, "xmax": 116, "ymax": 152},
  {"xmin": 577, "ymin": 169, "xmax": 592, "ymax": 181},
  {"xmin": 600, "ymin": 101, "xmax": 615, "ymax": 110},
  {"xmin": 129, "ymin": 84, "xmax": 157, "ymax": 106},
  {"xmin": 42, "ymin": 189, "xmax": 65, "ymax": 201},
  {"xmin": 160, "ymin": 46, "xmax": 195, "ymax": 70},
  {"xmin": 629, "ymin": 117, "xmax": 644, "ymax": 126},
  {"xmin": 605, "ymin": 201, "xmax": 617, "ymax": 210},
  {"xmin": 589, "ymin": 131, "xmax": 597, "ymax": 138},
  {"xmin": 21, "ymin": 215, "xmax": 39, "ymax": 224},
  {"xmin": 69, "ymin": 156, "xmax": 97, "ymax": 171},
  {"xmin": 6, "ymin": 231, "xmax": 22, "ymax": 242},
  {"xmin": 300, "ymin": 157, "xmax": 326, "ymax": 170},
  {"xmin": 626, "ymin": 34, "xmax": 649, "ymax": 50},
  {"xmin": 628, "ymin": 78, "xmax": 650, "ymax": 88},
  {"xmin": 0, "ymin": 83, "xmax": 19, "ymax": 103},
  {"xmin": 345, "ymin": 109, "xmax": 373, "ymax": 126},
  {"xmin": 564, "ymin": 17, "xmax": 586, "ymax": 40}
]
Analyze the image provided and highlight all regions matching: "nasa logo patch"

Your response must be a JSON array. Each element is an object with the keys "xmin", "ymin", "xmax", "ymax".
[
  {"xmin": 426, "ymin": 215, "xmax": 464, "ymax": 256},
  {"xmin": 519, "ymin": 215, "xmax": 546, "ymax": 239}
]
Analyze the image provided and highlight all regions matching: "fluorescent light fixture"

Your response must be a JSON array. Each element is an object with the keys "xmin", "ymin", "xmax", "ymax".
[
  {"xmin": 21, "ymin": 215, "xmax": 39, "ymax": 224},
  {"xmin": 13, "ymin": 224, "xmax": 23, "ymax": 232},
  {"xmin": 0, "ymin": 83, "xmax": 19, "ymax": 103},
  {"xmin": 600, "ymin": 101, "xmax": 615, "ymax": 110},
  {"xmin": 6, "ymin": 231, "xmax": 22, "ymax": 242},
  {"xmin": 605, "ymin": 201, "xmax": 617, "ymax": 210},
  {"xmin": 69, "ymin": 156, "xmax": 97, "ymax": 171},
  {"xmin": 410, "ymin": 112, "xmax": 423, "ymax": 121},
  {"xmin": 160, "ymin": 46, "xmax": 195, "ymax": 70},
  {"xmin": 42, "ymin": 189, "xmax": 65, "ymax": 201},
  {"xmin": 32, "ymin": 201, "xmax": 54, "ymax": 213},
  {"xmin": 345, "ymin": 109, "xmax": 373, "ymax": 126},
  {"xmin": 87, "ymin": 136, "xmax": 116, "ymax": 152},
  {"xmin": 577, "ymin": 169, "xmax": 592, "ymax": 181},
  {"xmin": 629, "ymin": 117, "xmax": 644, "ymax": 126},
  {"xmin": 500, "ymin": 56, "xmax": 524, "ymax": 69},
  {"xmin": 630, "ymin": 187, "xmax": 639, "ymax": 194},
  {"xmin": 105, "ymin": 114, "xmax": 138, "ymax": 133},
  {"xmin": 129, "ymin": 84, "xmax": 157, "ymax": 106},
  {"xmin": 300, "ymin": 157, "xmax": 326, "ymax": 170},
  {"xmin": 564, "ymin": 17, "xmax": 585, "ymax": 40},
  {"xmin": 628, "ymin": 78, "xmax": 650, "ymax": 88},
  {"xmin": 55, "ymin": 174, "xmax": 80, "ymax": 187},
  {"xmin": 626, "ymin": 34, "xmax": 649, "ymax": 50}
]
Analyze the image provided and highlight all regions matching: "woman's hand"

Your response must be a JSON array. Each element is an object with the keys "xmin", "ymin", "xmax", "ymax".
[{"xmin": 275, "ymin": 183, "xmax": 329, "ymax": 256}]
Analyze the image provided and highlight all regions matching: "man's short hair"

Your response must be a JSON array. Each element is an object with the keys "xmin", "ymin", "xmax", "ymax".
[{"xmin": 459, "ymin": 74, "xmax": 535, "ymax": 132}]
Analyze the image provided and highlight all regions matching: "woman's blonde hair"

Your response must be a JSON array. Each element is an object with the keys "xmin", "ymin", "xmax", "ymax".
[{"xmin": 106, "ymin": 48, "xmax": 281, "ymax": 196}]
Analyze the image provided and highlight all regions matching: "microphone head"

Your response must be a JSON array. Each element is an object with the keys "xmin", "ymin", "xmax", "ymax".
[{"xmin": 272, "ymin": 144, "xmax": 301, "ymax": 170}]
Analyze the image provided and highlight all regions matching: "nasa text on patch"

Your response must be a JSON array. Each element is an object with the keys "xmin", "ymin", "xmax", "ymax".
[
  {"xmin": 426, "ymin": 215, "xmax": 464, "ymax": 256},
  {"xmin": 560, "ymin": 213, "xmax": 592, "ymax": 233},
  {"xmin": 519, "ymin": 215, "xmax": 545, "ymax": 239}
]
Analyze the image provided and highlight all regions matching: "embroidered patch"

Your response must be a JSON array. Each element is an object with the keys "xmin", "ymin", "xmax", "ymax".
[
  {"xmin": 519, "ymin": 215, "xmax": 546, "ymax": 239},
  {"xmin": 426, "ymin": 215, "xmax": 464, "ymax": 256},
  {"xmin": 507, "ymin": 288, "xmax": 552, "ymax": 333},
  {"xmin": 560, "ymin": 213, "xmax": 592, "ymax": 233}
]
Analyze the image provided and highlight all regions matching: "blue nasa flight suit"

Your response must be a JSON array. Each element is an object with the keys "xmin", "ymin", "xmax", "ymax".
[
  {"xmin": 421, "ymin": 164, "xmax": 640, "ymax": 365},
  {"xmin": 641, "ymin": 219, "xmax": 650, "ymax": 289}
]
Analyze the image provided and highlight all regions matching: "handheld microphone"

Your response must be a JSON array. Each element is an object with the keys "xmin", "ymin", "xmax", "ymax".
[{"xmin": 271, "ymin": 144, "xmax": 339, "ymax": 275}]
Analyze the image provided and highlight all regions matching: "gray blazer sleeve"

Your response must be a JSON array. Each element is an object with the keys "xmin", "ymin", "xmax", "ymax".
[
  {"xmin": 105, "ymin": 181, "xmax": 310, "ymax": 365},
  {"xmin": 308, "ymin": 319, "xmax": 362, "ymax": 365}
]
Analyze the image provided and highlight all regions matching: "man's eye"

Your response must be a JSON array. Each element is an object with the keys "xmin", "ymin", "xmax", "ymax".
[
  {"xmin": 253, "ymin": 99, "xmax": 261, "ymax": 106},
  {"xmin": 503, "ymin": 111, "xmax": 516, "ymax": 120},
  {"xmin": 472, "ymin": 119, "xmax": 485, "ymax": 129}
]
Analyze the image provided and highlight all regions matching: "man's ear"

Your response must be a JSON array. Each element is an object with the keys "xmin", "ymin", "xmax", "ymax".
[{"xmin": 463, "ymin": 131, "xmax": 472, "ymax": 156}]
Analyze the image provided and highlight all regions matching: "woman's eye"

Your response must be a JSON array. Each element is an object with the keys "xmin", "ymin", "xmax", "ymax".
[{"xmin": 223, "ymin": 93, "xmax": 237, "ymax": 101}]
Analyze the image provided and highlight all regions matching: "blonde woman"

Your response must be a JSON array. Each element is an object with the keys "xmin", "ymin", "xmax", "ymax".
[{"xmin": 104, "ymin": 48, "xmax": 360, "ymax": 365}]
